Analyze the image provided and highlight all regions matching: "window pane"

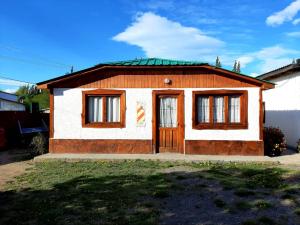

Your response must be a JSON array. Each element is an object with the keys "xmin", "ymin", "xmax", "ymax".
[
  {"xmin": 159, "ymin": 97, "xmax": 177, "ymax": 127},
  {"xmin": 106, "ymin": 96, "xmax": 120, "ymax": 122},
  {"xmin": 88, "ymin": 97, "xmax": 103, "ymax": 122},
  {"xmin": 213, "ymin": 96, "xmax": 225, "ymax": 123},
  {"xmin": 229, "ymin": 95, "xmax": 240, "ymax": 123},
  {"xmin": 197, "ymin": 96, "xmax": 209, "ymax": 123}
]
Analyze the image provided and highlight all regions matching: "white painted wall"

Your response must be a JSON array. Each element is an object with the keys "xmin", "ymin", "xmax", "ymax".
[
  {"xmin": 0, "ymin": 99, "xmax": 25, "ymax": 111},
  {"xmin": 53, "ymin": 87, "xmax": 260, "ymax": 141},
  {"xmin": 263, "ymin": 71, "xmax": 300, "ymax": 148}
]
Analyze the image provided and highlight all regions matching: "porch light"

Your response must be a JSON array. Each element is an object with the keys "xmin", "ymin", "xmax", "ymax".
[{"xmin": 164, "ymin": 78, "xmax": 171, "ymax": 84}]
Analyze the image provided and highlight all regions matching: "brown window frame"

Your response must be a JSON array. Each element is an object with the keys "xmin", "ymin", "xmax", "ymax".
[
  {"xmin": 82, "ymin": 89, "xmax": 126, "ymax": 128},
  {"xmin": 192, "ymin": 90, "xmax": 248, "ymax": 130}
]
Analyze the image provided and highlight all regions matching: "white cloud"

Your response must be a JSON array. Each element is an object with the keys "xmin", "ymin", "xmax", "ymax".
[
  {"xmin": 255, "ymin": 45, "xmax": 299, "ymax": 59},
  {"xmin": 113, "ymin": 12, "xmax": 299, "ymax": 75},
  {"xmin": 259, "ymin": 58, "xmax": 292, "ymax": 73},
  {"xmin": 2, "ymin": 88, "xmax": 17, "ymax": 94},
  {"xmin": 113, "ymin": 12, "xmax": 224, "ymax": 60},
  {"xmin": 286, "ymin": 31, "xmax": 300, "ymax": 37},
  {"xmin": 238, "ymin": 45, "xmax": 299, "ymax": 73},
  {"xmin": 237, "ymin": 56, "xmax": 254, "ymax": 68},
  {"xmin": 266, "ymin": 0, "xmax": 300, "ymax": 26},
  {"xmin": 293, "ymin": 18, "xmax": 300, "ymax": 24}
]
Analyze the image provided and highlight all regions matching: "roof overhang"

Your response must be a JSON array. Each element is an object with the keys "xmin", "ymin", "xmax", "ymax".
[
  {"xmin": 37, "ymin": 65, "xmax": 274, "ymax": 90},
  {"xmin": 257, "ymin": 63, "xmax": 300, "ymax": 81}
]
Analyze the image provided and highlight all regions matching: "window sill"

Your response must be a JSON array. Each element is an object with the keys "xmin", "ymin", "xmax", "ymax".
[
  {"xmin": 82, "ymin": 122, "xmax": 125, "ymax": 128},
  {"xmin": 193, "ymin": 123, "xmax": 248, "ymax": 130}
]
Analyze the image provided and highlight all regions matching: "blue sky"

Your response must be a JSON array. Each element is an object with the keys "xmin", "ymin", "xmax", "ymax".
[{"xmin": 1, "ymin": 0, "xmax": 300, "ymax": 92}]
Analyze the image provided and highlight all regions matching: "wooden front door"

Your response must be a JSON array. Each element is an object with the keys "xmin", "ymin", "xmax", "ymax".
[{"xmin": 152, "ymin": 90, "xmax": 184, "ymax": 153}]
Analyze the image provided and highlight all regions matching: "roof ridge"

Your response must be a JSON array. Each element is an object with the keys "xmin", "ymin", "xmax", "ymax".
[{"xmin": 97, "ymin": 57, "xmax": 207, "ymax": 66}]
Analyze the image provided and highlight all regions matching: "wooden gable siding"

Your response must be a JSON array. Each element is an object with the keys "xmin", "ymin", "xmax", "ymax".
[{"xmin": 53, "ymin": 68, "xmax": 259, "ymax": 89}]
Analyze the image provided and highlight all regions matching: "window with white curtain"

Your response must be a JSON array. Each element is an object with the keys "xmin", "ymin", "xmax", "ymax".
[
  {"xmin": 193, "ymin": 90, "xmax": 247, "ymax": 129},
  {"xmin": 106, "ymin": 96, "xmax": 120, "ymax": 122},
  {"xmin": 88, "ymin": 97, "xmax": 103, "ymax": 123},
  {"xmin": 159, "ymin": 97, "xmax": 177, "ymax": 127},
  {"xmin": 197, "ymin": 96, "xmax": 209, "ymax": 123},
  {"xmin": 88, "ymin": 96, "xmax": 120, "ymax": 123},
  {"xmin": 213, "ymin": 96, "xmax": 225, "ymax": 123},
  {"xmin": 229, "ymin": 95, "xmax": 240, "ymax": 123}
]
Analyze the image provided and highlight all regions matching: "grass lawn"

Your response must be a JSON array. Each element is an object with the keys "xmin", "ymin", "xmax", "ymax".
[{"xmin": 1, "ymin": 160, "xmax": 300, "ymax": 225}]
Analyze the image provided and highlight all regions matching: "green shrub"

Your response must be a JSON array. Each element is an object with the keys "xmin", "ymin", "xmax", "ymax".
[
  {"xmin": 29, "ymin": 132, "xmax": 48, "ymax": 156},
  {"xmin": 263, "ymin": 127, "xmax": 286, "ymax": 156}
]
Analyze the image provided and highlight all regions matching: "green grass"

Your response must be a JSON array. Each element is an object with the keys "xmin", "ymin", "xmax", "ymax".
[
  {"xmin": 0, "ymin": 160, "xmax": 299, "ymax": 225},
  {"xmin": 241, "ymin": 216, "xmax": 278, "ymax": 225},
  {"xmin": 234, "ymin": 188, "xmax": 256, "ymax": 197},
  {"xmin": 1, "ymin": 160, "xmax": 172, "ymax": 225},
  {"xmin": 234, "ymin": 200, "xmax": 252, "ymax": 211},
  {"xmin": 214, "ymin": 198, "xmax": 227, "ymax": 208},
  {"xmin": 254, "ymin": 200, "xmax": 272, "ymax": 210},
  {"xmin": 294, "ymin": 208, "xmax": 300, "ymax": 216}
]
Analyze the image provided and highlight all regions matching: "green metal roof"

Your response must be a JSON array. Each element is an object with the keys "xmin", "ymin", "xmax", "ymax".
[
  {"xmin": 37, "ymin": 58, "xmax": 274, "ymax": 88},
  {"xmin": 98, "ymin": 58, "xmax": 208, "ymax": 66}
]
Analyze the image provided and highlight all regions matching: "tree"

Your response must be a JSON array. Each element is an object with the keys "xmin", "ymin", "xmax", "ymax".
[
  {"xmin": 215, "ymin": 56, "xmax": 222, "ymax": 68},
  {"xmin": 15, "ymin": 85, "xmax": 49, "ymax": 111},
  {"xmin": 232, "ymin": 60, "xmax": 237, "ymax": 72},
  {"xmin": 236, "ymin": 61, "xmax": 241, "ymax": 73}
]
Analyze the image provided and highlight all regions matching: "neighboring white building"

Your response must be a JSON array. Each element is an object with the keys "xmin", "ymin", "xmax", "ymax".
[
  {"xmin": 37, "ymin": 58, "xmax": 273, "ymax": 155},
  {"xmin": 257, "ymin": 59, "xmax": 300, "ymax": 149},
  {"xmin": 0, "ymin": 91, "xmax": 25, "ymax": 111}
]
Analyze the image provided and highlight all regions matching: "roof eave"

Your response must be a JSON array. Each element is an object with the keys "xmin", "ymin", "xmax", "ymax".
[
  {"xmin": 37, "ymin": 64, "xmax": 274, "ymax": 90},
  {"xmin": 257, "ymin": 64, "xmax": 300, "ymax": 81}
]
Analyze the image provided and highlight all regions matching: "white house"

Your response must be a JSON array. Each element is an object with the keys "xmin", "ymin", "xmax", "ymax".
[
  {"xmin": 0, "ymin": 91, "xmax": 25, "ymax": 111},
  {"xmin": 257, "ymin": 59, "xmax": 300, "ymax": 149},
  {"xmin": 37, "ymin": 58, "xmax": 273, "ymax": 155}
]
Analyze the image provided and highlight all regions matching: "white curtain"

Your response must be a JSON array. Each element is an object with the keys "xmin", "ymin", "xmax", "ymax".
[
  {"xmin": 197, "ymin": 96, "xmax": 209, "ymax": 123},
  {"xmin": 213, "ymin": 96, "xmax": 224, "ymax": 123},
  {"xmin": 106, "ymin": 96, "xmax": 120, "ymax": 122},
  {"xmin": 159, "ymin": 97, "xmax": 177, "ymax": 127},
  {"xmin": 229, "ymin": 96, "xmax": 240, "ymax": 123},
  {"xmin": 88, "ymin": 97, "xmax": 103, "ymax": 122}
]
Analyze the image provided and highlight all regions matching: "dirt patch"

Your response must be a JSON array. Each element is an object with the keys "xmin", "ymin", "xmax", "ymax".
[{"xmin": 0, "ymin": 149, "xmax": 33, "ymax": 190}]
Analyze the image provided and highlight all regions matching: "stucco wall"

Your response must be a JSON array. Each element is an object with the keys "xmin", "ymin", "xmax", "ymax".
[
  {"xmin": 53, "ymin": 87, "xmax": 260, "ymax": 141},
  {"xmin": 263, "ymin": 71, "xmax": 300, "ymax": 148}
]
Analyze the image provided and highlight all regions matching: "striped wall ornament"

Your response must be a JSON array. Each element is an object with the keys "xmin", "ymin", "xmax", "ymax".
[{"xmin": 136, "ymin": 102, "xmax": 146, "ymax": 127}]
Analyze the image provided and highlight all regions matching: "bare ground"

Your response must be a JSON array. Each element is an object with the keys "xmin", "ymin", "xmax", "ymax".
[{"xmin": 0, "ymin": 149, "xmax": 33, "ymax": 190}]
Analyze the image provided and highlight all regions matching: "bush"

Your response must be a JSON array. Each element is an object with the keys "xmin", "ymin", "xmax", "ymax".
[
  {"xmin": 263, "ymin": 127, "xmax": 286, "ymax": 156},
  {"xmin": 29, "ymin": 132, "xmax": 48, "ymax": 156}
]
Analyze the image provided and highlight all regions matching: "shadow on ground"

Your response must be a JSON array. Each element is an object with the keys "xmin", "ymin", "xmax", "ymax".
[
  {"xmin": 0, "ymin": 149, "xmax": 32, "ymax": 166},
  {"xmin": 1, "ymin": 162, "xmax": 300, "ymax": 225}
]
